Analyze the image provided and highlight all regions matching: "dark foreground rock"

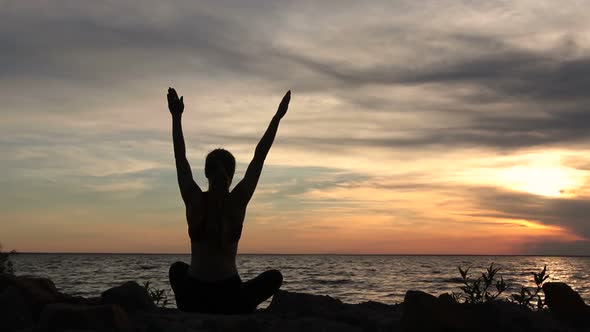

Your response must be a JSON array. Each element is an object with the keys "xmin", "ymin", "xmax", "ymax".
[
  {"xmin": 266, "ymin": 290, "xmax": 401, "ymax": 330},
  {"xmin": 129, "ymin": 291, "xmax": 400, "ymax": 332},
  {"xmin": 101, "ymin": 281, "xmax": 157, "ymax": 313},
  {"xmin": 39, "ymin": 303, "xmax": 132, "ymax": 332},
  {"xmin": 401, "ymin": 290, "xmax": 576, "ymax": 332},
  {"xmin": 2, "ymin": 274, "xmax": 590, "ymax": 331},
  {"xmin": 0, "ymin": 285, "xmax": 32, "ymax": 331},
  {"xmin": 543, "ymin": 282, "xmax": 590, "ymax": 328}
]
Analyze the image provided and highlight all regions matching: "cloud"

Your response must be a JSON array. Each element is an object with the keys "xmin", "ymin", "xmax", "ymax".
[
  {"xmin": 461, "ymin": 185, "xmax": 590, "ymax": 255},
  {"xmin": 2, "ymin": 0, "xmax": 590, "ymax": 254},
  {"xmin": 86, "ymin": 179, "xmax": 149, "ymax": 192},
  {"xmin": 3, "ymin": 0, "xmax": 590, "ymax": 153}
]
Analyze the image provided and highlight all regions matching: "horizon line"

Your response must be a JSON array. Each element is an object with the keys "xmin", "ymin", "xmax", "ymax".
[{"xmin": 10, "ymin": 252, "xmax": 590, "ymax": 258}]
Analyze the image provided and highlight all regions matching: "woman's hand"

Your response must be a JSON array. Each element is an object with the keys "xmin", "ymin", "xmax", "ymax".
[
  {"xmin": 275, "ymin": 90, "xmax": 291, "ymax": 120},
  {"xmin": 167, "ymin": 87, "xmax": 184, "ymax": 117}
]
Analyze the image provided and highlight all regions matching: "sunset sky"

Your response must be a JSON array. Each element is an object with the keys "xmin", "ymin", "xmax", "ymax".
[{"xmin": 2, "ymin": 0, "xmax": 590, "ymax": 255}]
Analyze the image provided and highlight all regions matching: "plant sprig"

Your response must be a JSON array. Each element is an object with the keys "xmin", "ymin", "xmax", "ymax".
[
  {"xmin": 510, "ymin": 265, "xmax": 548, "ymax": 311},
  {"xmin": 0, "ymin": 243, "xmax": 16, "ymax": 275},
  {"xmin": 143, "ymin": 281, "xmax": 170, "ymax": 307},
  {"xmin": 454, "ymin": 263, "xmax": 507, "ymax": 304}
]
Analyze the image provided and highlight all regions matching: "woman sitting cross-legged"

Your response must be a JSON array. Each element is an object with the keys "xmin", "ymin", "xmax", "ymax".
[{"xmin": 166, "ymin": 87, "xmax": 291, "ymax": 314}]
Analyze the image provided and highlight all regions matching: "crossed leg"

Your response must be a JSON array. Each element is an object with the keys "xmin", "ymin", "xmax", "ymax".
[
  {"xmin": 168, "ymin": 262, "xmax": 283, "ymax": 313},
  {"xmin": 168, "ymin": 261, "xmax": 191, "ymax": 310},
  {"xmin": 239, "ymin": 269, "xmax": 283, "ymax": 312}
]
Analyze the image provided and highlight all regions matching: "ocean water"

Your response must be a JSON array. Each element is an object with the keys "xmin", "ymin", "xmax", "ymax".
[{"xmin": 11, "ymin": 254, "xmax": 590, "ymax": 307}]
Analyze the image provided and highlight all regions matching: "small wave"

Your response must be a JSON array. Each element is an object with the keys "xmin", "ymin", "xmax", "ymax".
[
  {"xmin": 314, "ymin": 279, "xmax": 352, "ymax": 285},
  {"xmin": 139, "ymin": 265, "xmax": 157, "ymax": 270},
  {"xmin": 419, "ymin": 279, "xmax": 440, "ymax": 283},
  {"xmin": 442, "ymin": 277, "xmax": 464, "ymax": 283}
]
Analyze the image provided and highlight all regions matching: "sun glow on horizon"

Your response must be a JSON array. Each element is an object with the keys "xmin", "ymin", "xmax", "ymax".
[
  {"xmin": 462, "ymin": 151, "xmax": 589, "ymax": 198},
  {"xmin": 496, "ymin": 165, "xmax": 585, "ymax": 197}
]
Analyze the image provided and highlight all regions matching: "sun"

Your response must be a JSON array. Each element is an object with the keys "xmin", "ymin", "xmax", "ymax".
[
  {"xmin": 461, "ymin": 151, "xmax": 588, "ymax": 198},
  {"xmin": 496, "ymin": 165, "xmax": 584, "ymax": 197}
]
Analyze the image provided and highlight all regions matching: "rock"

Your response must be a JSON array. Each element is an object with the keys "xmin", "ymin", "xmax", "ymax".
[
  {"xmin": 543, "ymin": 282, "xmax": 590, "ymax": 327},
  {"xmin": 401, "ymin": 290, "xmax": 446, "ymax": 331},
  {"xmin": 479, "ymin": 300, "xmax": 564, "ymax": 332},
  {"xmin": 268, "ymin": 290, "xmax": 345, "ymax": 314},
  {"xmin": 86, "ymin": 296, "xmax": 104, "ymax": 305},
  {"xmin": 134, "ymin": 309, "xmax": 362, "ymax": 332},
  {"xmin": 403, "ymin": 290, "xmax": 437, "ymax": 308},
  {"xmin": 38, "ymin": 303, "xmax": 132, "ymax": 332},
  {"xmin": 0, "ymin": 286, "xmax": 33, "ymax": 332},
  {"xmin": 401, "ymin": 290, "xmax": 566, "ymax": 332},
  {"xmin": 0, "ymin": 274, "xmax": 59, "ymax": 317},
  {"xmin": 268, "ymin": 317, "xmax": 361, "ymax": 332},
  {"xmin": 437, "ymin": 293, "xmax": 456, "ymax": 304},
  {"xmin": 101, "ymin": 281, "xmax": 156, "ymax": 312},
  {"xmin": 267, "ymin": 290, "xmax": 401, "ymax": 331}
]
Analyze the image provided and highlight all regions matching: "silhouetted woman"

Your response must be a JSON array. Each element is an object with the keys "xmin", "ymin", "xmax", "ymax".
[{"xmin": 166, "ymin": 87, "xmax": 290, "ymax": 314}]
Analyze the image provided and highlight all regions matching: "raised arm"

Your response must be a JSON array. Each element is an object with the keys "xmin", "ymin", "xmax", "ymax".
[
  {"xmin": 233, "ymin": 91, "xmax": 291, "ymax": 206},
  {"xmin": 168, "ymin": 87, "xmax": 201, "ymax": 204}
]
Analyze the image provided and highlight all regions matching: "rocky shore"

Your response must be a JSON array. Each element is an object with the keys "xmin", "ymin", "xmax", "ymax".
[{"xmin": 1, "ymin": 274, "xmax": 589, "ymax": 331}]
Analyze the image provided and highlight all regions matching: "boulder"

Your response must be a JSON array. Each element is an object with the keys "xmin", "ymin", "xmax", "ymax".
[
  {"xmin": 38, "ymin": 303, "xmax": 132, "ymax": 332},
  {"xmin": 268, "ymin": 290, "xmax": 345, "ymax": 314},
  {"xmin": 267, "ymin": 290, "xmax": 400, "ymax": 331},
  {"xmin": 403, "ymin": 290, "xmax": 437, "ymax": 309},
  {"xmin": 268, "ymin": 317, "xmax": 362, "ymax": 332},
  {"xmin": 0, "ymin": 285, "xmax": 33, "ymax": 332},
  {"xmin": 101, "ymin": 281, "xmax": 156, "ymax": 312},
  {"xmin": 543, "ymin": 282, "xmax": 590, "ymax": 327},
  {"xmin": 401, "ymin": 290, "xmax": 454, "ymax": 331},
  {"xmin": 0, "ymin": 274, "xmax": 59, "ymax": 317},
  {"xmin": 479, "ymin": 300, "xmax": 563, "ymax": 332},
  {"xmin": 401, "ymin": 290, "xmax": 565, "ymax": 332},
  {"xmin": 437, "ymin": 292, "xmax": 457, "ymax": 304}
]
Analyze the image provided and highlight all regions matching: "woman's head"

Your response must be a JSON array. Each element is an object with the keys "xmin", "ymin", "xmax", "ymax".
[{"xmin": 205, "ymin": 148, "xmax": 235, "ymax": 189}]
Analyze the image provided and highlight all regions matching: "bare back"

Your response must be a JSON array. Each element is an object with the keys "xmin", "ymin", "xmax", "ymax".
[{"xmin": 186, "ymin": 190, "xmax": 247, "ymax": 281}]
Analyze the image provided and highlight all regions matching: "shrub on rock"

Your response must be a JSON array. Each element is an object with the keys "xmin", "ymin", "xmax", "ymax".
[{"xmin": 401, "ymin": 289, "xmax": 566, "ymax": 332}]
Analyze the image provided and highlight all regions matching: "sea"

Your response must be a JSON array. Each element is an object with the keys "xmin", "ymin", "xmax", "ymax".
[{"xmin": 11, "ymin": 254, "xmax": 590, "ymax": 307}]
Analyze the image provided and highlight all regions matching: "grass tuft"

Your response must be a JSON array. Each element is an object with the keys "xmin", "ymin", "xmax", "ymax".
[{"xmin": 0, "ymin": 243, "xmax": 16, "ymax": 275}]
